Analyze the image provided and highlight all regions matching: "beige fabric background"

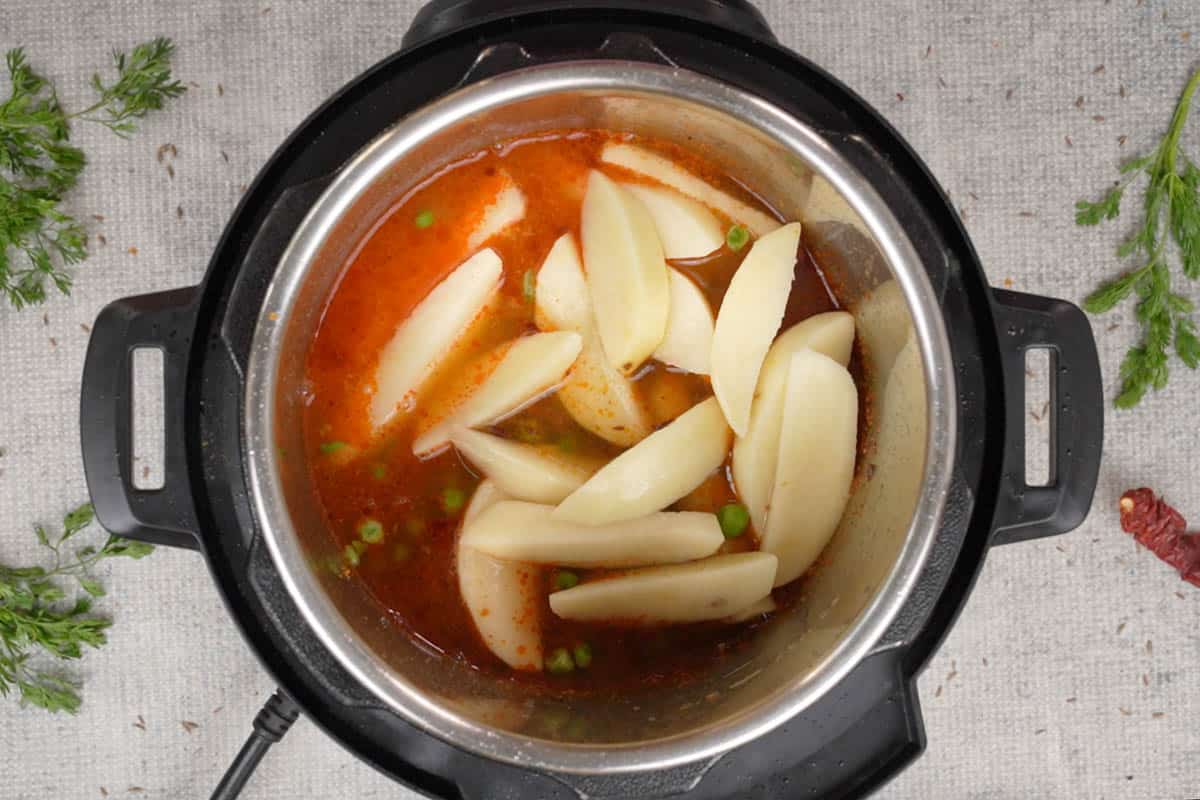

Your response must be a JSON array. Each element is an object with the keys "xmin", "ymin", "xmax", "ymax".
[{"xmin": 1, "ymin": 1, "xmax": 1198, "ymax": 798}]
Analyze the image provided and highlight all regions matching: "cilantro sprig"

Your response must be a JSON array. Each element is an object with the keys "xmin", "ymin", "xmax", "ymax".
[
  {"xmin": 0, "ymin": 503, "xmax": 153, "ymax": 713},
  {"xmin": 1078, "ymin": 68, "xmax": 1200, "ymax": 408}
]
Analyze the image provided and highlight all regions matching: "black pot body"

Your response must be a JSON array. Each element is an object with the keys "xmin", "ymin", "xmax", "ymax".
[{"xmin": 80, "ymin": 3, "xmax": 1103, "ymax": 798}]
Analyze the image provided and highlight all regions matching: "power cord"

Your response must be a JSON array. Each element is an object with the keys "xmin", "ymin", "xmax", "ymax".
[{"xmin": 210, "ymin": 689, "xmax": 301, "ymax": 800}]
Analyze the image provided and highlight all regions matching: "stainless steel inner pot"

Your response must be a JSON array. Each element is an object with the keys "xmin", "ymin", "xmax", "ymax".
[{"xmin": 244, "ymin": 62, "xmax": 956, "ymax": 775}]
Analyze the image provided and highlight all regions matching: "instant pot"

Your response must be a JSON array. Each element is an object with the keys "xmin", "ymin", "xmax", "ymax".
[{"xmin": 80, "ymin": 2, "xmax": 1104, "ymax": 797}]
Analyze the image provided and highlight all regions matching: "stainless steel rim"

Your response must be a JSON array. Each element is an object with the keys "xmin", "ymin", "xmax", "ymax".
[{"xmin": 244, "ymin": 62, "xmax": 957, "ymax": 775}]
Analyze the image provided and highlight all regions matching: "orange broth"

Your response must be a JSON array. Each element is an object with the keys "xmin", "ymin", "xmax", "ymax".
[{"xmin": 301, "ymin": 130, "xmax": 843, "ymax": 692}]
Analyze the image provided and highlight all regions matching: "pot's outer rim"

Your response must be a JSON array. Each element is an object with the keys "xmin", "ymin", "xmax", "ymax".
[{"xmin": 243, "ymin": 61, "xmax": 958, "ymax": 775}]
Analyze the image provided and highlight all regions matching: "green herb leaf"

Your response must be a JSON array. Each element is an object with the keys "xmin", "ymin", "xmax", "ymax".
[
  {"xmin": 1083, "ymin": 271, "xmax": 1140, "ymax": 313},
  {"xmin": 1177, "ymin": 317, "xmax": 1200, "ymax": 368},
  {"xmin": 1079, "ymin": 67, "xmax": 1200, "ymax": 408},
  {"xmin": 61, "ymin": 503, "xmax": 94, "ymax": 541},
  {"xmin": 0, "ymin": 503, "xmax": 149, "ymax": 713},
  {"xmin": 1074, "ymin": 186, "xmax": 1123, "ymax": 226},
  {"xmin": 101, "ymin": 537, "xmax": 154, "ymax": 559},
  {"xmin": 0, "ymin": 40, "xmax": 183, "ymax": 310},
  {"xmin": 415, "ymin": 209, "xmax": 435, "ymax": 229},
  {"xmin": 1170, "ymin": 161, "xmax": 1200, "ymax": 279},
  {"xmin": 78, "ymin": 578, "xmax": 105, "ymax": 598},
  {"xmin": 78, "ymin": 38, "xmax": 186, "ymax": 137}
]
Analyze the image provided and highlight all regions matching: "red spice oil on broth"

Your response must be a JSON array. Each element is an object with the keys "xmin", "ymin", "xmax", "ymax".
[{"xmin": 301, "ymin": 129, "xmax": 850, "ymax": 693}]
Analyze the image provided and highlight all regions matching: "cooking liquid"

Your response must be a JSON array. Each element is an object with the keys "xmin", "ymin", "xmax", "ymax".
[{"xmin": 301, "ymin": 130, "xmax": 849, "ymax": 692}]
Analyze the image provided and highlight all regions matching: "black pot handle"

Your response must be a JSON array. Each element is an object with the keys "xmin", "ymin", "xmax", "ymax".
[
  {"xmin": 402, "ymin": 0, "xmax": 776, "ymax": 51},
  {"xmin": 80, "ymin": 287, "xmax": 202, "ymax": 551},
  {"xmin": 989, "ymin": 289, "xmax": 1103, "ymax": 545}
]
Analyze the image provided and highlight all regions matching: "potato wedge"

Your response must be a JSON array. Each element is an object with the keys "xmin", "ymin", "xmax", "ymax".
[
  {"xmin": 623, "ymin": 183, "xmax": 724, "ymax": 259},
  {"xmin": 854, "ymin": 279, "xmax": 913, "ymax": 392},
  {"xmin": 581, "ymin": 170, "xmax": 670, "ymax": 375},
  {"xmin": 451, "ymin": 428, "xmax": 594, "ymax": 505},
  {"xmin": 732, "ymin": 311, "xmax": 855, "ymax": 532},
  {"xmin": 463, "ymin": 500, "xmax": 723, "ymax": 568},
  {"xmin": 761, "ymin": 349, "xmax": 858, "ymax": 586},
  {"xmin": 653, "ymin": 268, "xmax": 715, "ymax": 375},
  {"xmin": 458, "ymin": 482, "xmax": 541, "ymax": 670},
  {"xmin": 534, "ymin": 234, "xmax": 590, "ymax": 333},
  {"xmin": 601, "ymin": 143, "xmax": 780, "ymax": 237},
  {"xmin": 548, "ymin": 552, "xmax": 778, "ymax": 624},
  {"xmin": 723, "ymin": 595, "xmax": 776, "ymax": 624},
  {"xmin": 413, "ymin": 331, "xmax": 582, "ymax": 455},
  {"xmin": 467, "ymin": 180, "xmax": 527, "ymax": 250},
  {"xmin": 369, "ymin": 249, "xmax": 502, "ymax": 431},
  {"xmin": 556, "ymin": 334, "xmax": 653, "ymax": 447},
  {"xmin": 553, "ymin": 397, "xmax": 730, "ymax": 525},
  {"xmin": 710, "ymin": 222, "xmax": 802, "ymax": 436},
  {"xmin": 534, "ymin": 233, "xmax": 652, "ymax": 446}
]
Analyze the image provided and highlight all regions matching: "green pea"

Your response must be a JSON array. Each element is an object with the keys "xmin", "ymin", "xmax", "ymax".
[
  {"xmin": 358, "ymin": 518, "xmax": 384, "ymax": 543},
  {"xmin": 370, "ymin": 463, "xmax": 387, "ymax": 480},
  {"xmin": 319, "ymin": 441, "xmax": 348, "ymax": 455},
  {"xmin": 572, "ymin": 642, "xmax": 593, "ymax": 669},
  {"xmin": 717, "ymin": 503, "xmax": 750, "ymax": 539},
  {"xmin": 522, "ymin": 269, "xmax": 536, "ymax": 301},
  {"xmin": 415, "ymin": 209, "xmax": 435, "ymax": 228},
  {"xmin": 546, "ymin": 648, "xmax": 575, "ymax": 674},
  {"xmin": 554, "ymin": 570, "xmax": 580, "ymax": 590},
  {"xmin": 726, "ymin": 224, "xmax": 751, "ymax": 252},
  {"xmin": 342, "ymin": 543, "xmax": 360, "ymax": 567},
  {"xmin": 564, "ymin": 716, "xmax": 588, "ymax": 740},
  {"xmin": 442, "ymin": 487, "xmax": 466, "ymax": 513}
]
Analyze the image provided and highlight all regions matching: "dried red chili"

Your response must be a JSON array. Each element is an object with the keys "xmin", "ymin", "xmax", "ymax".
[{"xmin": 1119, "ymin": 488, "xmax": 1200, "ymax": 588}]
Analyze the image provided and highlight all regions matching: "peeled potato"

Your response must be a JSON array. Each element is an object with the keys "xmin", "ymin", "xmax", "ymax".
[
  {"xmin": 763, "ymin": 312, "xmax": 856, "ymax": 373},
  {"xmin": 653, "ymin": 269, "xmax": 715, "ymax": 375},
  {"xmin": 534, "ymin": 234, "xmax": 590, "ymax": 333},
  {"xmin": 467, "ymin": 180, "xmax": 527, "ymax": 250},
  {"xmin": 581, "ymin": 170, "xmax": 670, "ymax": 375},
  {"xmin": 533, "ymin": 233, "xmax": 652, "ymax": 446},
  {"xmin": 370, "ymin": 249, "xmax": 502, "ymax": 431},
  {"xmin": 458, "ymin": 482, "xmax": 541, "ymax": 670},
  {"xmin": 553, "ymin": 397, "xmax": 730, "ymax": 525},
  {"xmin": 732, "ymin": 311, "xmax": 856, "ymax": 533},
  {"xmin": 463, "ymin": 500, "xmax": 723, "ymax": 568},
  {"xmin": 548, "ymin": 552, "xmax": 778, "ymax": 624},
  {"xmin": 710, "ymin": 222, "xmax": 802, "ymax": 436},
  {"xmin": 761, "ymin": 349, "xmax": 858, "ymax": 586},
  {"xmin": 413, "ymin": 331, "xmax": 582, "ymax": 455},
  {"xmin": 853, "ymin": 279, "xmax": 913, "ymax": 392},
  {"xmin": 451, "ymin": 428, "xmax": 594, "ymax": 505},
  {"xmin": 623, "ymin": 183, "xmax": 724, "ymax": 259},
  {"xmin": 556, "ymin": 335, "xmax": 653, "ymax": 447},
  {"xmin": 723, "ymin": 595, "xmax": 777, "ymax": 624},
  {"xmin": 601, "ymin": 143, "xmax": 780, "ymax": 237}
]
